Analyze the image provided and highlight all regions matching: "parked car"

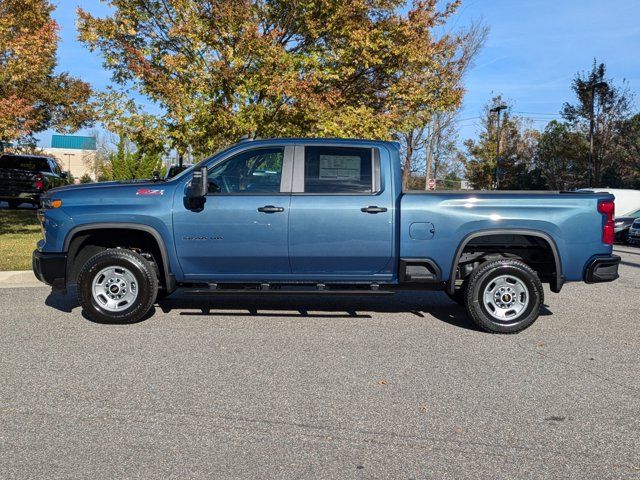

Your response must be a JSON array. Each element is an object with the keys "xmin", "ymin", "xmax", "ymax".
[
  {"xmin": 613, "ymin": 208, "xmax": 640, "ymax": 243},
  {"xmin": 0, "ymin": 154, "xmax": 69, "ymax": 208},
  {"xmin": 33, "ymin": 138, "xmax": 620, "ymax": 333},
  {"xmin": 628, "ymin": 218, "xmax": 640, "ymax": 245}
]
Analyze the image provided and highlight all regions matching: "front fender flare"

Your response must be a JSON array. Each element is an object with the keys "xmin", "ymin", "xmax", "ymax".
[{"xmin": 63, "ymin": 222, "xmax": 176, "ymax": 293}]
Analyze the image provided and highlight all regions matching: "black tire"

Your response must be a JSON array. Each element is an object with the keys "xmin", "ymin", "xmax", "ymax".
[
  {"xmin": 620, "ymin": 230, "xmax": 629, "ymax": 245},
  {"xmin": 7, "ymin": 200, "xmax": 21, "ymax": 209},
  {"xmin": 464, "ymin": 258, "xmax": 544, "ymax": 334},
  {"xmin": 77, "ymin": 249, "xmax": 158, "ymax": 323}
]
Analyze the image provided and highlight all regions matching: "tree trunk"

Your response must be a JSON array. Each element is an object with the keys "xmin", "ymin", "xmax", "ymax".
[
  {"xmin": 424, "ymin": 121, "xmax": 437, "ymax": 190},
  {"xmin": 402, "ymin": 142, "xmax": 413, "ymax": 191}
]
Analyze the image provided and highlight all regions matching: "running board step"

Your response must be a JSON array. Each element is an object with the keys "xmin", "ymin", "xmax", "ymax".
[{"xmin": 179, "ymin": 284, "xmax": 394, "ymax": 296}]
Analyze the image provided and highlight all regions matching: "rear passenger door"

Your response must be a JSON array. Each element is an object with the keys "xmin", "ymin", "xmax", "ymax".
[{"xmin": 288, "ymin": 144, "xmax": 394, "ymax": 279}]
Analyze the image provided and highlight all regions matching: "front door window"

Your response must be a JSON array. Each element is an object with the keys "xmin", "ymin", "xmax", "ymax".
[{"xmin": 208, "ymin": 147, "xmax": 284, "ymax": 194}]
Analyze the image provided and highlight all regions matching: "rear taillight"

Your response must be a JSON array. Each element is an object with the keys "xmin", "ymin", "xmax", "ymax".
[
  {"xmin": 598, "ymin": 199, "xmax": 615, "ymax": 245},
  {"xmin": 35, "ymin": 173, "xmax": 44, "ymax": 190}
]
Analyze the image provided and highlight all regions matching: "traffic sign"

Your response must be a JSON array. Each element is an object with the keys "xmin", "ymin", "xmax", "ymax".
[{"xmin": 428, "ymin": 178, "xmax": 436, "ymax": 190}]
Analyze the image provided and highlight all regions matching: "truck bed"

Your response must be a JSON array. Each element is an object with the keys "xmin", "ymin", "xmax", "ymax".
[{"xmin": 400, "ymin": 190, "xmax": 613, "ymax": 284}]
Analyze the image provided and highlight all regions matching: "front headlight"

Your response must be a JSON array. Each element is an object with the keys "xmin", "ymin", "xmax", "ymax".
[{"xmin": 41, "ymin": 198, "xmax": 63, "ymax": 209}]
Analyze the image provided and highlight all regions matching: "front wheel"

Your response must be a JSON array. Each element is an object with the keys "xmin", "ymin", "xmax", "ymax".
[
  {"xmin": 464, "ymin": 259, "xmax": 543, "ymax": 334},
  {"xmin": 77, "ymin": 249, "xmax": 158, "ymax": 323}
]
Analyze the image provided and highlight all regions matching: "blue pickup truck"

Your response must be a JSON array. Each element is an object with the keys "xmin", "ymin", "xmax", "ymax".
[{"xmin": 33, "ymin": 138, "xmax": 620, "ymax": 333}]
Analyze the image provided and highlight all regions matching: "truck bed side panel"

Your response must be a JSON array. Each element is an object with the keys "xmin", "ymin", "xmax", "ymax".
[{"xmin": 400, "ymin": 192, "xmax": 613, "ymax": 283}]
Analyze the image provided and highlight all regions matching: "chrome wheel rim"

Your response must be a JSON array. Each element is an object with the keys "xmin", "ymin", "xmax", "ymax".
[
  {"xmin": 482, "ymin": 275, "xmax": 529, "ymax": 322},
  {"xmin": 92, "ymin": 266, "xmax": 139, "ymax": 312}
]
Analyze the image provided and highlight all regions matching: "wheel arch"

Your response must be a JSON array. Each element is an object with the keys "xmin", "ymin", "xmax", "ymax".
[
  {"xmin": 63, "ymin": 223, "xmax": 175, "ymax": 293},
  {"xmin": 448, "ymin": 228, "xmax": 563, "ymax": 295}
]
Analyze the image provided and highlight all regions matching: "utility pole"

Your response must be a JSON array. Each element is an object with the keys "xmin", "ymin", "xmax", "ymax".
[
  {"xmin": 424, "ymin": 116, "xmax": 439, "ymax": 190},
  {"xmin": 586, "ymin": 81, "xmax": 607, "ymax": 187},
  {"xmin": 490, "ymin": 104, "xmax": 508, "ymax": 189}
]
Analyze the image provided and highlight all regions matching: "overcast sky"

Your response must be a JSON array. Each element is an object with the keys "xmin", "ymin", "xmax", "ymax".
[{"xmin": 37, "ymin": 0, "xmax": 640, "ymax": 149}]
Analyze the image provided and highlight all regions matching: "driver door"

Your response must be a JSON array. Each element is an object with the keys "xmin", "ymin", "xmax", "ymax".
[{"xmin": 173, "ymin": 145, "xmax": 293, "ymax": 280}]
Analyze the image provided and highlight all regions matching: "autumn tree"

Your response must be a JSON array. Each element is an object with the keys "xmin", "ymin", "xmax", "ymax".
[
  {"xmin": 617, "ymin": 114, "xmax": 640, "ymax": 188},
  {"xmin": 561, "ymin": 61, "xmax": 632, "ymax": 187},
  {"xmin": 534, "ymin": 120, "xmax": 588, "ymax": 190},
  {"xmin": 0, "ymin": 0, "xmax": 93, "ymax": 149},
  {"xmin": 399, "ymin": 21, "xmax": 488, "ymax": 190},
  {"xmin": 462, "ymin": 96, "xmax": 541, "ymax": 190},
  {"xmin": 78, "ymin": 0, "xmax": 469, "ymax": 159}
]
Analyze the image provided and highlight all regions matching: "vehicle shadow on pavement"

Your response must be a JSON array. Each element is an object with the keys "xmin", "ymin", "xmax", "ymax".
[
  {"xmin": 44, "ymin": 286, "xmax": 158, "ymax": 324},
  {"xmin": 157, "ymin": 291, "xmax": 481, "ymax": 332},
  {"xmin": 45, "ymin": 288, "xmax": 553, "ymax": 332},
  {"xmin": 45, "ymin": 286, "xmax": 78, "ymax": 313}
]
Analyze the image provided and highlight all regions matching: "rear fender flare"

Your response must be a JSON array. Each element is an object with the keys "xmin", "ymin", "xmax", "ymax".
[{"xmin": 447, "ymin": 228, "xmax": 563, "ymax": 294}]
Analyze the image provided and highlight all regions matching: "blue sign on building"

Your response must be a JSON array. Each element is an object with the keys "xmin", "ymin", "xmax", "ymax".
[{"xmin": 51, "ymin": 135, "xmax": 97, "ymax": 150}]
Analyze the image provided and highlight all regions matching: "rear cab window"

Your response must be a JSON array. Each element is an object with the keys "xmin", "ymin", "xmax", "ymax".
[{"xmin": 0, "ymin": 155, "xmax": 51, "ymax": 172}]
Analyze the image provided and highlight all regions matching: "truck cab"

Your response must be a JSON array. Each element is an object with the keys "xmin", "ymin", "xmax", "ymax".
[
  {"xmin": 175, "ymin": 140, "xmax": 396, "ymax": 282},
  {"xmin": 33, "ymin": 138, "xmax": 620, "ymax": 333}
]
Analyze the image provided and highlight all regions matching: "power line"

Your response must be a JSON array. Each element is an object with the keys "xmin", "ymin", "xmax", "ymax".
[
  {"xmin": 454, "ymin": 116, "xmax": 481, "ymax": 123},
  {"xmin": 514, "ymin": 111, "xmax": 562, "ymax": 116}
]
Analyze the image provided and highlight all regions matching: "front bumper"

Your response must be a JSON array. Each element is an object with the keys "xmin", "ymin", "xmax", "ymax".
[
  {"xmin": 32, "ymin": 250, "xmax": 67, "ymax": 290},
  {"xmin": 584, "ymin": 255, "xmax": 621, "ymax": 283}
]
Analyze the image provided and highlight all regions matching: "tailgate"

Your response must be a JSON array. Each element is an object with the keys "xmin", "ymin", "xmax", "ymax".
[{"xmin": 0, "ymin": 168, "xmax": 38, "ymax": 195}]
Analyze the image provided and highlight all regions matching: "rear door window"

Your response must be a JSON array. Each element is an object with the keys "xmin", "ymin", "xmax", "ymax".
[{"xmin": 303, "ymin": 146, "xmax": 373, "ymax": 194}]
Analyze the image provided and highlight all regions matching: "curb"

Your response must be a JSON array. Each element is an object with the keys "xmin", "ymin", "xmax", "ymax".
[{"xmin": 0, "ymin": 270, "xmax": 42, "ymax": 288}]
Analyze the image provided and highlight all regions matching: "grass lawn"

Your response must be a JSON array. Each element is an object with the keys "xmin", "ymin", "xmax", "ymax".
[{"xmin": 0, "ymin": 207, "xmax": 41, "ymax": 271}]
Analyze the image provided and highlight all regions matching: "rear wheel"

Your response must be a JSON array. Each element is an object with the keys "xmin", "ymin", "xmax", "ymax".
[
  {"xmin": 77, "ymin": 249, "xmax": 158, "ymax": 323},
  {"xmin": 464, "ymin": 258, "xmax": 543, "ymax": 334}
]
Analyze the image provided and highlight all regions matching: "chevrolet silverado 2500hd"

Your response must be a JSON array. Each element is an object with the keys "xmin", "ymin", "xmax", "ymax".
[{"xmin": 32, "ymin": 138, "xmax": 620, "ymax": 333}]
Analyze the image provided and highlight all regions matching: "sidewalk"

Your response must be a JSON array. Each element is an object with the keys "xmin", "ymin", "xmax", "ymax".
[{"xmin": 0, "ymin": 270, "xmax": 42, "ymax": 288}]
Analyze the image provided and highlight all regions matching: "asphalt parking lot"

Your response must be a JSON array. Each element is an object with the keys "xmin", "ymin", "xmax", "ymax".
[{"xmin": 1, "ymin": 247, "xmax": 639, "ymax": 479}]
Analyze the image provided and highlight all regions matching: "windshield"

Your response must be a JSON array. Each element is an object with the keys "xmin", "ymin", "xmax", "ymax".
[{"xmin": 0, "ymin": 155, "xmax": 51, "ymax": 172}]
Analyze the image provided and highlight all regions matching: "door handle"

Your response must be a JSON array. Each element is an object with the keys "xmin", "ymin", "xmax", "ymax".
[
  {"xmin": 257, "ymin": 205, "xmax": 285, "ymax": 213},
  {"xmin": 361, "ymin": 206, "xmax": 388, "ymax": 214}
]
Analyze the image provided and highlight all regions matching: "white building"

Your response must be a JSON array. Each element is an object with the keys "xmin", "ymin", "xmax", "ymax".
[{"xmin": 43, "ymin": 134, "xmax": 97, "ymax": 180}]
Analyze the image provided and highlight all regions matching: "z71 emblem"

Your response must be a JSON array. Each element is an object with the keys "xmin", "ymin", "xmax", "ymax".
[{"xmin": 136, "ymin": 188, "xmax": 164, "ymax": 196}]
